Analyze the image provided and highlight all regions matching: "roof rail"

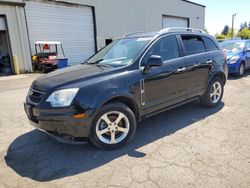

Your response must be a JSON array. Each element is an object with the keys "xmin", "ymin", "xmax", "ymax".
[
  {"xmin": 124, "ymin": 31, "xmax": 145, "ymax": 37},
  {"xmin": 159, "ymin": 27, "xmax": 206, "ymax": 34}
]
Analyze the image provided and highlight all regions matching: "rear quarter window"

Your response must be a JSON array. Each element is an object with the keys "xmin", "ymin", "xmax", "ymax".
[
  {"xmin": 202, "ymin": 37, "xmax": 219, "ymax": 51},
  {"xmin": 181, "ymin": 35, "xmax": 206, "ymax": 56}
]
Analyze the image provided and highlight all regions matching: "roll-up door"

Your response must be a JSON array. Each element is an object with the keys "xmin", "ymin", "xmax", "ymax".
[
  {"xmin": 163, "ymin": 15, "xmax": 189, "ymax": 28},
  {"xmin": 25, "ymin": 1, "xmax": 95, "ymax": 64}
]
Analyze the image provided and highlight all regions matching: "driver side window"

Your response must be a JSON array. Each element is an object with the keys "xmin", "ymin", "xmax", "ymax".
[{"xmin": 142, "ymin": 35, "xmax": 180, "ymax": 66}]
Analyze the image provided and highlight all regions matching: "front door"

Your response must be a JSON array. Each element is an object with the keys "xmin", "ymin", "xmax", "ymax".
[{"xmin": 141, "ymin": 35, "xmax": 187, "ymax": 114}]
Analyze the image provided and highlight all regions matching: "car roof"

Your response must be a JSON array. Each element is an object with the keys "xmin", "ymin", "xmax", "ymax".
[{"xmin": 124, "ymin": 27, "xmax": 208, "ymax": 39}]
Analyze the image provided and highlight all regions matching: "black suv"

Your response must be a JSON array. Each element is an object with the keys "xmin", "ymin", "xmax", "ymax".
[{"xmin": 24, "ymin": 28, "xmax": 227, "ymax": 149}]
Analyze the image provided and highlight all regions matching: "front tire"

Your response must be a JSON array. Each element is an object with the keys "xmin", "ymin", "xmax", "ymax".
[
  {"xmin": 201, "ymin": 78, "xmax": 224, "ymax": 108},
  {"xmin": 237, "ymin": 63, "xmax": 245, "ymax": 77},
  {"xmin": 41, "ymin": 64, "xmax": 48, "ymax": 73},
  {"xmin": 89, "ymin": 103, "xmax": 137, "ymax": 150}
]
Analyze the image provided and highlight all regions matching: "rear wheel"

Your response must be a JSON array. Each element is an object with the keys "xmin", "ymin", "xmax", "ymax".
[
  {"xmin": 89, "ymin": 103, "xmax": 136, "ymax": 150},
  {"xmin": 237, "ymin": 63, "xmax": 245, "ymax": 77},
  {"xmin": 201, "ymin": 78, "xmax": 224, "ymax": 108},
  {"xmin": 32, "ymin": 62, "xmax": 38, "ymax": 71}
]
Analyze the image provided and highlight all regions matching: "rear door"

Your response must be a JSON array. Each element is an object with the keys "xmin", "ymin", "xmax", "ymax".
[{"xmin": 179, "ymin": 35, "xmax": 217, "ymax": 99}]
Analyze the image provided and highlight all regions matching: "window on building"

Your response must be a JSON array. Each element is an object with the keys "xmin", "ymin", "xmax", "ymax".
[{"xmin": 105, "ymin": 39, "xmax": 113, "ymax": 46}]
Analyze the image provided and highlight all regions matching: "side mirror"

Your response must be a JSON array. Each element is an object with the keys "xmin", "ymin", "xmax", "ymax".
[{"xmin": 144, "ymin": 55, "xmax": 163, "ymax": 72}]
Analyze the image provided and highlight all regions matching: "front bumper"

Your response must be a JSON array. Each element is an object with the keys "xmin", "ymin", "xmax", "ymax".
[
  {"xmin": 227, "ymin": 63, "xmax": 239, "ymax": 74},
  {"xmin": 24, "ymin": 102, "xmax": 94, "ymax": 141}
]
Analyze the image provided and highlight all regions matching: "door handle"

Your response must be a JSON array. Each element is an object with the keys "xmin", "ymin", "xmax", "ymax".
[
  {"xmin": 177, "ymin": 67, "xmax": 187, "ymax": 72},
  {"xmin": 206, "ymin": 60, "xmax": 214, "ymax": 64}
]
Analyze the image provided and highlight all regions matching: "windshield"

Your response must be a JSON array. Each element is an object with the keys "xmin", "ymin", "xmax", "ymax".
[
  {"xmin": 220, "ymin": 41, "xmax": 245, "ymax": 53},
  {"xmin": 86, "ymin": 37, "xmax": 152, "ymax": 67}
]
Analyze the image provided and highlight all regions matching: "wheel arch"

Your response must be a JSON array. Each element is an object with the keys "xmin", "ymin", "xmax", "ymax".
[
  {"xmin": 241, "ymin": 60, "xmax": 246, "ymax": 66},
  {"xmin": 102, "ymin": 96, "xmax": 140, "ymax": 122},
  {"xmin": 211, "ymin": 71, "xmax": 227, "ymax": 86}
]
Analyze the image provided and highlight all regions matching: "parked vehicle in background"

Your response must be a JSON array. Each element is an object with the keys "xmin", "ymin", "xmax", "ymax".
[
  {"xmin": 24, "ymin": 27, "xmax": 227, "ymax": 149},
  {"xmin": 220, "ymin": 40, "xmax": 250, "ymax": 76},
  {"xmin": 32, "ymin": 41, "xmax": 68, "ymax": 73}
]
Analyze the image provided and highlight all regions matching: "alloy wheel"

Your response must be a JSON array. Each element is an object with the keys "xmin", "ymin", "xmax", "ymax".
[
  {"xmin": 96, "ymin": 111, "xmax": 130, "ymax": 144},
  {"xmin": 210, "ymin": 81, "xmax": 222, "ymax": 104},
  {"xmin": 239, "ymin": 64, "xmax": 245, "ymax": 76}
]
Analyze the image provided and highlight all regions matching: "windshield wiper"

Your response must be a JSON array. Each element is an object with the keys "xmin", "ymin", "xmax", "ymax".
[
  {"xmin": 96, "ymin": 63, "xmax": 112, "ymax": 68},
  {"xmin": 87, "ymin": 59, "xmax": 104, "ymax": 65}
]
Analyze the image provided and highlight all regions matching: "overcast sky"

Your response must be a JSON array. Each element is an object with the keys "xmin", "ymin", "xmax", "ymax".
[{"xmin": 192, "ymin": 0, "xmax": 250, "ymax": 35}]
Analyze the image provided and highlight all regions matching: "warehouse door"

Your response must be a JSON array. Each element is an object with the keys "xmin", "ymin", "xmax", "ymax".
[
  {"xmin": 0, "ymin": 16, "xmax": 12, "ymax": 75},
  {"xmin": 25, "ymin": 2, "xmax": 96, "ymax": 65},
  {"xmin": 162, "ymin": 15, "xmax": 189, "ymax": 28}
]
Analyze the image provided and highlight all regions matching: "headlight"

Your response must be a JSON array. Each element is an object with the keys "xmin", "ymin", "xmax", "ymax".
[
  {"xmin": 227, "ymin": 55, "xmax": 240, "ymax": 64},
  {"xmin": 46, "ymin": 88, "xmax": 79, "ymax": 107}
]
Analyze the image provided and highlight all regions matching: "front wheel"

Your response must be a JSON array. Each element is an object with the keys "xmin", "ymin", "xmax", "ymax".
[
  {"xmin": 89, "ymin": 103, "xmax": 137, "ymax": 150},
  {"xmin": 201, "ymin": 78, "xmax": 224, "ymax": 108},
  {"xmin": 237, "ymin": 63, "xmax": 245, "ymax": 77},
  {"xmin": 41, "ymin": 64, "xmax": 47, "ymax": 73}
]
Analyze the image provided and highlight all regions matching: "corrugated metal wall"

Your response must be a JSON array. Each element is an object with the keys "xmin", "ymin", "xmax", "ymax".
[
  {"xmin": 0, "ymin": 3, "xmax": 32, "ymax": 72},
  {"xmin": 1, "ymin": 0, "xmax": 205, "ymax": 72},
  {"xmin": 61, "ymin": 0, "xmax": 205, "ymax": 49}
]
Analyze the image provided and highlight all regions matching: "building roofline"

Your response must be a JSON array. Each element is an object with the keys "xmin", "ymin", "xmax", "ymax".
[
  {"xmin": 0, "ymin": 1, "xmax": 25, "ymax": 7},
  {"xmin": 182, "ymin": 0, "xmax": 206, "ymax": 8}
]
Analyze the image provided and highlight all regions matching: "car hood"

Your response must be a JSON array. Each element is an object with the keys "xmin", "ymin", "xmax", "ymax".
[{"xmin": 32, "ymin": 64, "xmax": 113, "ymax": 91}]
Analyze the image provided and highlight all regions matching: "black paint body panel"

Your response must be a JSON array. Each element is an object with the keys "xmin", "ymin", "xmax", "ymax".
[{"xmin": 24, "ymin": 32, "xmax": 227, "ymax": 140}]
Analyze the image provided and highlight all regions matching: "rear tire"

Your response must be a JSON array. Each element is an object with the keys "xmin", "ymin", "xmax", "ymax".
[
  {"xmin": 89, "ymin": 102, "xmax": 137, "ymax": 150},
  {"xmin": 201, "ymin": 78, "xmax": 224, "ymax": 108},
  {"xmin": 32, "ymin": 62, "xmax": 38, "ymax": 71},
  {"xmin": 237, "ymin": 63, "xmax": 245, "ymax": 77}
]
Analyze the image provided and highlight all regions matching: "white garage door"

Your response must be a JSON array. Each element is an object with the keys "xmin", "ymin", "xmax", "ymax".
[
  {"xmin": 163, "ymin": 16, "xmax": 189, "ymax": 28},
  {"xmin": 25, "ymin": 2, "xmax": 95, "ymax": 65}
]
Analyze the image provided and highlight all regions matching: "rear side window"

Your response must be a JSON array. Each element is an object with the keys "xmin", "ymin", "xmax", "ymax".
[
  {"xmin": 181, "ymin": 35, "xmax": 205, "ymax": 55},
  {"xmin": 202, "ymin": 37, "xmax": 219, "ymax": 51}
]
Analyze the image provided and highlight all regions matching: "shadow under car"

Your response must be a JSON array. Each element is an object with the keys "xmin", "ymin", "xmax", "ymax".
[{"xmin": 5, "ymin": 101, "xmax": 224, "ymax": 182}]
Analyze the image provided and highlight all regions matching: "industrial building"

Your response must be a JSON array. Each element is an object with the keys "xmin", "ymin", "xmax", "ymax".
[{"xmin": 0, "ymin": 0, "xmax": 205, "ymax": 74}]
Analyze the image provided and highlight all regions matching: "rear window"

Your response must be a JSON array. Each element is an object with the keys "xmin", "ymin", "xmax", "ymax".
[
  {"xmin": 181, "ymin": 35, "xmax": 205, "ymax": 55},
  {"xmin": 202, "ymin": 37, "xmax": 219, "ymax": 51}
]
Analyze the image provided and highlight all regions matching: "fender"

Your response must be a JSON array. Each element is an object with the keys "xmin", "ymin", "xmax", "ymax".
[
  {"xmin": 206, "ymin": 69, "xmax": 227, "ymax": 88},
  {"xmin": 89, "ymin": 87, "xmax": 140, "ymax": 111}
]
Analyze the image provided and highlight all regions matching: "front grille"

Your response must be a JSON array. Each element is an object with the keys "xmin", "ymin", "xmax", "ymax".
[{"xmin": 28, "ymin": 89, "xmax": 44, "ymax": 104}]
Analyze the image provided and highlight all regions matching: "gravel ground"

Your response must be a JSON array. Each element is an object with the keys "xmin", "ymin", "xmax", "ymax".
[{"xmin": 0, "ymin": 72, "xmax": 250, "ymax": 188}]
